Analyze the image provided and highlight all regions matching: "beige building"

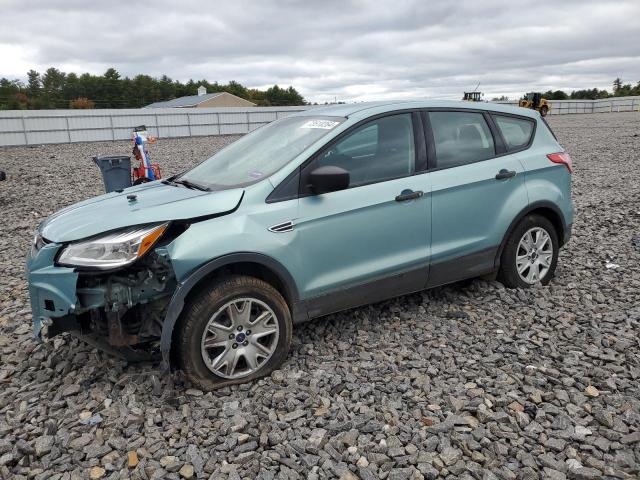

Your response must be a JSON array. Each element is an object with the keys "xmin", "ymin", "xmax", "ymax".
[{"xmin": 146, "ymin": 86, "xmax": 256, "ymax": 108}]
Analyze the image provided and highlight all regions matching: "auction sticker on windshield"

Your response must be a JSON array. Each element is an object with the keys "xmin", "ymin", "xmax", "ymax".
[{"xmin": 300, "ymin": 120, "xmax": 340, "ymax": 129}]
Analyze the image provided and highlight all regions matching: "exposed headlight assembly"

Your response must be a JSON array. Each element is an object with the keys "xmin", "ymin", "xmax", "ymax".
[{"xmin": 57, "ymin": 223, "xmax": 168, "ymax": 269}]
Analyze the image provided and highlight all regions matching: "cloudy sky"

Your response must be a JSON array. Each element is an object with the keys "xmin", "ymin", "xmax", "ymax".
[{"xmin": 1, "ymin": 0, "xmax": 639, "ymax": 103}]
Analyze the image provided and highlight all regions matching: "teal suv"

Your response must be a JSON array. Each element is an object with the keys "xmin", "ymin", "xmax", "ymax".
[{"xmin": 26, "ymin": 101, "xmax": 573, "ymax": 389}]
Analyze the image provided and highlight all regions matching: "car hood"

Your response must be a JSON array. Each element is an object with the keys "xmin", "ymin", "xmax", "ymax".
[{"xmin": 40, "ymin": 181, "xmax": 244, "ymax": 242}]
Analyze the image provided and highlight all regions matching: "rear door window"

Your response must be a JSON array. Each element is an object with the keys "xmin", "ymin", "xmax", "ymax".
[
  {"xmin": 428, "ymin": 111, "xmax": 495, "ymax": 169},
  {"xmin": 493, "ymin": 115, "xmax": 535, "ymax": 150}
]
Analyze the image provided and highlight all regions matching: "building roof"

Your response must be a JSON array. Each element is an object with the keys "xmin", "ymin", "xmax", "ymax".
[{"xmin": 145, "ymin": 92, "xmax": 255, "ymax": 108}]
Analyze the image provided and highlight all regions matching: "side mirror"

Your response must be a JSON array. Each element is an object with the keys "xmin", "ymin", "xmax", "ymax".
[{"xmin": 309, "ymin": 165, "xmax": 350, "ymax": 194}]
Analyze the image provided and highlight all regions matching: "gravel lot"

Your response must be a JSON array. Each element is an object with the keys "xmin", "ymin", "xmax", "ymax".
[{"xmin": 0, "ymin": 112, "xmax": 639, "ymax": 480}]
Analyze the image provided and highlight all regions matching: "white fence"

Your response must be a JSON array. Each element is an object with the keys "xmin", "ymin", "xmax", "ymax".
[
  {"xmin": 496, "ymin": 95, "xmax": 640, "ymax": 115},
  {"xmin": 0, "ymin": 106, "xmax": 308, "ymax": 147},
  {"xmin": 0, "ymin": 97, "xmax": 638, "ymax": 147}
]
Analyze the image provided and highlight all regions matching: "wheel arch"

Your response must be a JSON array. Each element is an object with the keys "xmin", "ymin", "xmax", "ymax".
[
  {"xmin": 494, "ymin": 201, "xmax": 567, "ymax": 270},
  {"xmin": 160, "ymin": 253, "xmax": 302, "ymax": 368}
]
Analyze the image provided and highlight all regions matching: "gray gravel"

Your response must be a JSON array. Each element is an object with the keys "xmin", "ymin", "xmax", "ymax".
[{"xmin": 1, "ymin": 113, "xmax": 639, "ymax": 479}]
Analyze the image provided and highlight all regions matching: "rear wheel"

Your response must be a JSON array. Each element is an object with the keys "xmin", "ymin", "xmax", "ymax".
[
  {"xmin": 498, "ymin": 215, "xmax": 558, "ymax": 288},
  {"xmin": 539, "ymin": 105, "xmax": 549, "ymax": 117},
  {"xmin": 175, "ymin": 275, "xmax": 292, "ymax": 390}
]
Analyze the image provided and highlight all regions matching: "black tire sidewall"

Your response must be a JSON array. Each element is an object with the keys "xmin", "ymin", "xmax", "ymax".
[
  {"xmin": 176, "ymin": 276, "xmax": 292, "ymax": 389},
  {"xmin": 500, "ymin": 215, "xmax": 559, "ymax": 288}
]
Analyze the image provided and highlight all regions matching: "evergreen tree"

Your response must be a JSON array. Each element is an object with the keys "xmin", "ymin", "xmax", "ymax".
[
  {"xmin": 41, "ymin": 67, "xmax": 66, "ymax": 108},
  {"xmin": 0, "ymin": 67, "xmax": 309, "ymax": 109},
  {"xmin": 26, "ymin": 70, "xmax": 41, "ymax": 98},
  {"xmin": 102, "ymin": 68, "xmax": 124, "ymax": 108},
  {"xmin": 613, "ymin": 78, "xmax": 622, "ymax": 92}
]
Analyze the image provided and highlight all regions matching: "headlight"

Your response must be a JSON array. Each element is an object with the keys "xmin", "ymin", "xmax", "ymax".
[{"xmin": 57, "ymin": 223, "xmax": 168, "ymax": 269}]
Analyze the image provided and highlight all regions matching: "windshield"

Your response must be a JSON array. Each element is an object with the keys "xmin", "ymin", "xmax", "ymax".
[{"xmin": 177, "ymin": 115, "xmax": 345, "ymax": 190}]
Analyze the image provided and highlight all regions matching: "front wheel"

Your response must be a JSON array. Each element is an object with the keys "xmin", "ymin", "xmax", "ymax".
[
  {"xmin": 539, "ymin": 105, "xmax": 549, "ymax": 117},
  {"xmin": 498, "ymin": 215, "xmax": 559, "ymax": 288},
  {"xmin": 175, "ymin": 275, "xmax": 292, "ymax": 390}
]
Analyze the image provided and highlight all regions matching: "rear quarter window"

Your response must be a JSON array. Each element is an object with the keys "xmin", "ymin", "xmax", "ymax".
[{"xmin": 493, "ymin": 115, "xmax": 535, "ymax": 151}]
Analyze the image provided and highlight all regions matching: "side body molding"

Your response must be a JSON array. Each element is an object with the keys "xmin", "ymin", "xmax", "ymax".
[{"xmin": 159, "ymin": 252, "xmax": 303, "ymax": 367}]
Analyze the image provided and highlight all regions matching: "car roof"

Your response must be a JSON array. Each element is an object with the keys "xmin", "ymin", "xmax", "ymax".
[{"xmin": 296, "ymin": 100, "xmax": 539, "ymax": 120}]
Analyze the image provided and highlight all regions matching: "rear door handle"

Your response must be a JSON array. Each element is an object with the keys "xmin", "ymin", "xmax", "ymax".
[
  {"xmin": 395, "ymin": 190, "xmax": 423, "ymax": 202},
  {"xmin": 495, "ymin": 169, "xmax": 516, "ymax": 180}
]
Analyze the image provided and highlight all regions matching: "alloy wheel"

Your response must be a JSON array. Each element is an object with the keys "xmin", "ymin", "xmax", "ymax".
[
  {"xmin": 516, "ymin": 227, "xmax": 554, "ymax": 284},
  {"xmin": 200, "ymin": 297, "xmax": 279, "ymax": 379}
]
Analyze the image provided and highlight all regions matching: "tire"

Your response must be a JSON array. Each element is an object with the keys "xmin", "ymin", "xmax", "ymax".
[
  {"xmin": 539, "ymin": 105, "xmax": 549, "ymax": 117},
  {"xmin": 175, "ymin": 275, "xmax": 292, "ymax": 390},
  {"xmin": 133, "ymin": 177, "xmax": 150, "ymax": 185},
  {"xmin": 498, "ymin": 214, "xmax": 559, "ymax": 289}
]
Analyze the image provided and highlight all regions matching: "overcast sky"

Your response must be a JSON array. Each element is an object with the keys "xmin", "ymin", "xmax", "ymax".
[{"xmin": 1, "ymin": 0, "xmax": 639, "ymax": 103}]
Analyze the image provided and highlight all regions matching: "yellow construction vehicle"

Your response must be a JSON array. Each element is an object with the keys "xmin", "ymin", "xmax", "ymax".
[
  {"xmin": 519, "ymin": 92, "xmax": 550, "ymax": 116},
  {"xmin": 463, "ymin": 91, "xmax": 483, "ymax": 102}
]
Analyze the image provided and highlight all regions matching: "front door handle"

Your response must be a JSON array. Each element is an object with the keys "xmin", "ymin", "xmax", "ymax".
[
  {"xmin": 495, "ymin": 169, "xmax": 516, "ymax": 180},
  {"xmin": 395, "ymin": 190, "xmax": 423, "ymax": 202}
]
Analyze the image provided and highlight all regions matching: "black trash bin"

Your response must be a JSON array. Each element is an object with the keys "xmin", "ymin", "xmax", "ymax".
[{"xmin": 92, "ymin": 156, "xmax": 132, "ymax": 193}]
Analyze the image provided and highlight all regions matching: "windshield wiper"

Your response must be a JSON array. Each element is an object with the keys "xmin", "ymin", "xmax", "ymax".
[{"xmin": 171, "ymin": 179, "xmax": 210, "ymax": 191}]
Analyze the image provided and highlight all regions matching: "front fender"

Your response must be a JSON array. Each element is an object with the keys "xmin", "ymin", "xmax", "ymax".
[{"xmin": 159, "ymin": 252, "xmax": 302, "ymax": 368}]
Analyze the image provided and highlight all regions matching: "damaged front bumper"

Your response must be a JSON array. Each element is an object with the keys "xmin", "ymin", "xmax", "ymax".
[
  {"xmin": 26, "ymin": 240, "xmax": 176, "ymax": 361},
  {"xmin": 27, "ymin": 242, "xmax": 79, "ymax": 340}
]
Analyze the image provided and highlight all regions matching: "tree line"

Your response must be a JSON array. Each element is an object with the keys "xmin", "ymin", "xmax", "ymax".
[
  {"xmin": 0, "ymin": 67, "xmax": 306, "ymax": 109},
  {"xmin": 492, "ymin": 78, "xmax": 640, "ymax": 101}
]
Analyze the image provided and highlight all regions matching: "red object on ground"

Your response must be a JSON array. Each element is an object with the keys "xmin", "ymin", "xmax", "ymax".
[{"xmin": 132, "ymin": 163, "xmax": 162, "ymax": 183}]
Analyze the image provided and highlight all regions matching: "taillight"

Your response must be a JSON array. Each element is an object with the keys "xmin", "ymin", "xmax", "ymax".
[{"xmin": 547, "ymin": 152, "xmax": 573, "ymax": 173}]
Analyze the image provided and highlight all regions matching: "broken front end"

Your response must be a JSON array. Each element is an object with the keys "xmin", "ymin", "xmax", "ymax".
[{"xmin": 27, "ymin": 224, "xmax": 179, "ymax": 361}]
